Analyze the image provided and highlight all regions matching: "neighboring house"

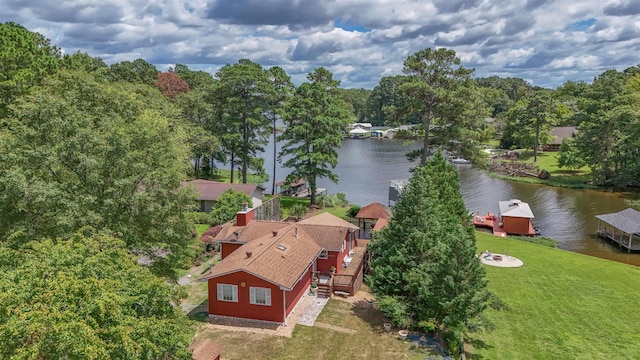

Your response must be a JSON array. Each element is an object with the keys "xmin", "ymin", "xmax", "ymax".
[
  {"xmin": 274, "ymin": 178, "xmax": 308, "ymax": 197},
  {"xmin": 545, "ymin": 126, "xmax": 577, "ymax": 151},
  {"xmin": 199, "ymin": 208, "xmax": 365, "ymax": 324},
  {"xmin": 348, "ymin": 122, "xmax": 373, "ymax": 131},
  {"xmin": 182, "ymin": 179, "xmax": 264, "ymax": 212}
]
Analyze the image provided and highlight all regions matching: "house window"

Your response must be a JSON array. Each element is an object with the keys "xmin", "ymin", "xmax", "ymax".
[
  {"xmin": 318, "ymin": 249, "xmax": 328, "ymax": 259},
  {"xmin": 249, "ymin": 287, "xmax": 271, "ymax": 306},
  {"xmin": 216, "ymin": 284, "xmax": 238, "ymax": 302}
]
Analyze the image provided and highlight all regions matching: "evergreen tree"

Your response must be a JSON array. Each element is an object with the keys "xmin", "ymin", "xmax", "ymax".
[
  {"xmin": 399, "ymin": 48, "xmax": 476, "ymax": 164},
  {"xmin": 213, "ymin": 59, "xmax": 272, "ymax": 184},
  {"xmin": 278, "ymin": 68, "xmax": 350, "ymax": 205},
  {"xmin": 369, "ymin": 152, "xmax": 489, "ymax": 332}
]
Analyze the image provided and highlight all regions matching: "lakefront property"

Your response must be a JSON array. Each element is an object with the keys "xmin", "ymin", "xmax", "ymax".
[{"xmin": 198, "ymin": 206, "xmax": 365, "ymax": 324}]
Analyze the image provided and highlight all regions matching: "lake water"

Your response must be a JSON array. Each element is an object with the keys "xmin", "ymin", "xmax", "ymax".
[{"xmin": 260, "ymin": 137, "xmax": 640, "ymax": 266}]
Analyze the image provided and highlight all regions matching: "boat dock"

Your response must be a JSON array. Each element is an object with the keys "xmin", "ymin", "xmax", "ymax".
[{"xmin": 473, "ymin": 213, "xmax": 507, "ymax": 237}]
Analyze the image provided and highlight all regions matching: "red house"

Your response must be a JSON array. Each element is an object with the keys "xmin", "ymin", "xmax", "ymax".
[
  {"xmin": 199, "ymin": 209, "xmax": 365, "ymax": 324},
  {"xmin": 199, "ymin": 225, "xmax": 320, "ymax": 324}
]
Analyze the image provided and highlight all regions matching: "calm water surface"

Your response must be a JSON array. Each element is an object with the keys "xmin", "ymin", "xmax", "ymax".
[{"xmin": 262, "ymin": 138, "xmax": 640, "ymax": 266}]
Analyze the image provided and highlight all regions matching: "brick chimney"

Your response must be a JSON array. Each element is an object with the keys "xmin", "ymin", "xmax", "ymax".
[{"xmin": 236, "ymin": 206, "xmax": 254, "ymax": 226}]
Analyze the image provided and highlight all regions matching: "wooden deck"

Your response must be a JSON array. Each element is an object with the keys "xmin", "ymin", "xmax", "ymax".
[
  {"xmin": 473, "ymin": 213, "xmax": 507, "ymax": 237},
  {"xmin": 291, "ymin": 187, "xmax": 327, "ymax": 198},
  {"xmin": 473, "ymin": 213, "xmax": 536, "ymax": 237},
  {"xmin": 332, "ymin": 246, "xmax": 366, "ymax": 296},
  {"xmin": 597, "ymin": 229, "xmax": 640, "ymax": 252}
]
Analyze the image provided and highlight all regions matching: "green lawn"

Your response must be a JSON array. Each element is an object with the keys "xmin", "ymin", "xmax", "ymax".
[
  {"xmin": 496, "ymin": 151, "xmax": 594, "ymax": 189},
  {"xmin": 188, "ymin": 226, "xmax": 640, "ymax": 359},
  {"xmin": 210, "ymin": 169, "xmax": 268, "ymax": 184},
  {"xmin": 195, "ymin": 224, "xmax": 210, "ymax": 238},
  {"xmin": 195, "ymin": 287, "xmax": 433, "ymax": 360},
  {"xmin": 470, "ymin": 232, "xmax": 640, "ymax": 359}
]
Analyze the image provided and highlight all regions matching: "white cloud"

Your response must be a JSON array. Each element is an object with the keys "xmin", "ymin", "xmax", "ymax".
[{"xmin": 0, "ymin": 0, "xmax": 637, "ymax": 89}]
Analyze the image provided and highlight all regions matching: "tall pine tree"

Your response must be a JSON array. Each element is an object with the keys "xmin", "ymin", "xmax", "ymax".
[{"xmin": 369, "ymin": 151, "xmax": 489, "ymax": 332}]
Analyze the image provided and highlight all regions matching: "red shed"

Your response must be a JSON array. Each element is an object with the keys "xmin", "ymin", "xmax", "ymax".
[{"xmin": 499, "ymin": 199, "xmax": 536, "ymax": 236}]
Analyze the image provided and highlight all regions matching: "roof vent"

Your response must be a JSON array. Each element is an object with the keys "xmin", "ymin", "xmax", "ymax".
[
  {"xmin": 277, "ymin": 244, "xmax": 287, "ymax": 251},
  {"xmin": 272, "ymin": 230, "xmax": 278, "ymax": 237},
  {"xmin": 246, "ymin": 250, "xmax": 252, "ymax": 258}
]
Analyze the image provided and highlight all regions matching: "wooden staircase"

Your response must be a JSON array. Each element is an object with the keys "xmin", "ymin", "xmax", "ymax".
[{"xmin": 315, "ymin": 274, "xmax": 333, "ymax": 298}]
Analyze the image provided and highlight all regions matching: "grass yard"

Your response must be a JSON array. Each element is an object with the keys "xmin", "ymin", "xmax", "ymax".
[
  {"xmin": 274, "ymin": 195, "xmax": 351, "ymax": 220},
  {"xmin": 195, "ymin": 224, "xmax": 210, "ymax": 237},
  {"xmin": 186, "ymin": 224, "xmax": 640, "ymax": 359},
  {"xmin": 210, "ymin": 169, "xmax": 268, "ymax": 184},
  {"xmin": 195, "ymin": 294, "xmax": 434, "ymax": 360},
  {"xmin": 470, "ymin": 232, "xmax": 640, "ymax": 359},
  {"xmin": 497, "ymin": 151, "xmax": 595, "ymax": 189}
]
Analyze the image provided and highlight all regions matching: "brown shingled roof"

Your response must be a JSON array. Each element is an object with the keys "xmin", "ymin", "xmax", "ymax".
[
  {"xmin": 298, "ymin": 212, "xmax": 359, "ymax": 229},
  {"xmin": 549, "ymin": 126, "xmax": 577, "ymax": 145},
  {"xmin": 199, "ymin": 225, "xmax": 320, "ymax": 290},
  {"xmin": 372, "ymin": 218, "xmax": 389, "ymax": 232},
  {"xmin": 213, "ymin": 220, "xmax": 290, "ymax": 243},
  {"xmin": 189, "ymin": 339, "xmax": 223, "ymax": 360},
  {"xmin": 355, "ymin": 202, "xmax": 392, "ymax": 220},
  {"xmin": 297, "ymin": 224, "xmax": 350, "ymax": 252},
  {"xmin": 182, "ymin": 179, "xmax": 263, "ymax": 201}
]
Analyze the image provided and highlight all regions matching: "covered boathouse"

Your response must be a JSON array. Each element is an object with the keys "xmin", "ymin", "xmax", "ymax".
[{"xmin": 595, "ymin": 208, "xmax": 640, "ymax": 252}]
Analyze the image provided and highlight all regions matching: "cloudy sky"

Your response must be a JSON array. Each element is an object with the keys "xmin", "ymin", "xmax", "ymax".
[{"xmin": 2, "ymin": 0, "xmax": 639, "ymax": 89}]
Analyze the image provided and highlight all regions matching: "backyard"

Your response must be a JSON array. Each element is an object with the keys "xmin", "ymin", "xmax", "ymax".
[{"xmin": 185, "ymin": 231, "xmax": 640, "ymax": 359}]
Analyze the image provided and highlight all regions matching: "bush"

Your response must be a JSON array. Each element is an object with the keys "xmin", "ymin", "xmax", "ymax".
[
  {"xmin": 186, "ymin": 211, "xmax": 212, "ymax": 225},
  {"xmin": 377, "ymin": 295, "xmax": 412, "ymax": 329},
  {"xmin": 510, "ymin": 235, "xmax": 557, "ymax": 248},
  {"xmin": 317, "ymin": 193, "xmax": 350, "ymax": 207},
  {"xmin": 347, "ymin": 205, "xmax": 361, "ymax": 218},
  {"xmin": 289, "ymin": 203, "xmax": 308, "ymax": 221}
]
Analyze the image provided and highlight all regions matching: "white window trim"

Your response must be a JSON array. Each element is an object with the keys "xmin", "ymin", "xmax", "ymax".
[
  {"xmin": 216, "ymin": 283, "xmax": 238, "ymax": 302},
  {"xmin": 249, "ymin": 287, "xmax": 272, "ymax": 306},
  {"xmin": 318, "ymin": 248, "xmax": 328, "ymax": 259}
]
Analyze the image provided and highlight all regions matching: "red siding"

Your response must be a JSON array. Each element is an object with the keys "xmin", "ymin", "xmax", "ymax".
[
  {"xmin": 236, "ymin": 209, "xmax": 254, "ymax": 226},
  {"xmin": 221, "ymin": 243, "xmax": 243, "ymax": 260},
  {"xmin": 503, "ymin": 216, "xmax": 532, "ymax": 235},
  {"xmin": 285, "ymin": 266, "xmax": 312, "ymax": 315},
  {"xmin": 317, "ymin": 237, "xmax": 351, "ymax": 272},
  {"xmin": 208, "ymin": 271, "xmax": 284, "ymax": 323}
]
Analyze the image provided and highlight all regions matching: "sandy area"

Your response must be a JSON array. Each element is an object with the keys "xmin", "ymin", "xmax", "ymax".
[{"xmin": 480, "ymin": 253, "xmax": 524, "ymax": 268}]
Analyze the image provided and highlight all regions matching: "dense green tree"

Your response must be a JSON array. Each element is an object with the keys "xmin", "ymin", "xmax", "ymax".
[
  {"xmin": 171, "ymin": 64, "xmax": 216, "ymax": 91},
  {"xmin": 213, "ymin": 59, "xmax": 272, "ymax": 184},
  {"xmin": 278, "ymin": 68, "xmax": 350, "ymax": 205},
  {"xmin": 109, "ymin": 58, "xmax": 159, "ymax": 86},
  {"xmin": 365, "ymin": 76, "xmax": 417, "ymax": 126},
  {"xmin": 369, "ymin": 152, "xmax": 488, "ymax": 334},
  {"xmin": 475, "ymin": 76, "xmax": 531, "ymax": 103},
  {"xmin": 399, "ymin": 48, "xmax": 476, "ymax": 164},
  {"xmin": 0, "ymin": 22, "xmax": 61, "ymax": 118},
  {"xmin": 210, "ymin": 189, "xmax": 252, "ymax": 225},
  {"xmin": 574, "ymin": 69, "xmax": 640, "ymax": 186},
  {"xmin": 266, "ymin": 66, "xmax": 294, "ymax": 195},
  {"xmin": 337, "ymin": 87, "xmax": 371, "ymax": 121},
  {"xmin": 0, "ymin": 231, "xmax": 193, "ymax": 359},
  {"xmin": 61, "ymin": 51, "xmax": 109, "ymax": 76},
  {"xmin": 557, "ymin": 137, "xmax": 586, "ymax": 172},
  {"xmin": 175, "ymin": 91, "xmax": 223, "ymax": 178},
  {"xmin": 502, "ymin": 90, "xmax": 556, "ymax": 159},
  {"xmin": 0, "ymin": 70, "xmax": 195, "ymax": 266}
]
